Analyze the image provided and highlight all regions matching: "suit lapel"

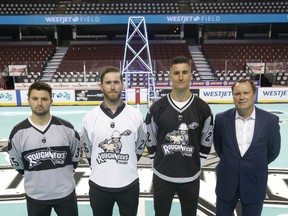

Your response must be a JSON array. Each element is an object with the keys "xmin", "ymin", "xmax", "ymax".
[
  {"xmin": 246, "ymin": 108, "xmax": 261, "ymax": 153},
  {"xmin": 226, "ymin": 109, "xmax": 241, "ymax": 155}
]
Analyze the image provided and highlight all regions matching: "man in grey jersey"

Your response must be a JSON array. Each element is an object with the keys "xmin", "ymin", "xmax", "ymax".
[{"xmin": 8, "ymin": 81, "xmax": 81, "ymax": 216}]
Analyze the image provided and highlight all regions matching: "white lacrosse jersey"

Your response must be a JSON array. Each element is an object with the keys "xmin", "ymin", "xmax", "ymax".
[{"xmin": 81, "ymin": 102, "xmax": 147, "ymax": 191}]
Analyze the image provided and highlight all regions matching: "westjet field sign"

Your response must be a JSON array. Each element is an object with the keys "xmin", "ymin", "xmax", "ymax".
[
  {"xmin": 0, "ymin": 14, "xmax": 288, "ymax": 25},
  {"xmin": 199, "ymin": 88, "xmax": 234, "ymax": 103},
  {"xmin": 199, "ymin": 87, "xmax": 288, "ymax": 103},
  {"xmin": 258, "ymin": 88, "xmax": 288, "ymax": 103},
  {"xmin": 1, "ymin": 87, "xmax": 288, "ymax": 106}
]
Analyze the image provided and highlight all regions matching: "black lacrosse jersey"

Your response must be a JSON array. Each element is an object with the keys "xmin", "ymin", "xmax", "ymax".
[{"xmin": 145, "ymin": 94, "xmax": 213, "ymax": 183}]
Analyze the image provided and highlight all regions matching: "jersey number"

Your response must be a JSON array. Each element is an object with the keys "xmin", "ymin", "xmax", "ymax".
[
  {"xmin": 10, "ymin": 158, "xmax": 20, "ymax": 166},
  {"xmin": 138, "ymin": 140, "xmax": 146, "ymax": 150},
  {"xmin": 205, "ymin": 132, "xmax": 212, "ymax": 142},
  {"xmin": 75, "ymin": 147, "xmax": 81, "ymax": 158}
]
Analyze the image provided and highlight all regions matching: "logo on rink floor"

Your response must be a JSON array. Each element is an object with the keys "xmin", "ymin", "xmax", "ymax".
[
  {"xmin": 1, "ymin": 142, "xmax": 288, "ymax": 215},
  {"xmin": 0, "ymin": 165, "xmax": 287, "ymax": 202}
]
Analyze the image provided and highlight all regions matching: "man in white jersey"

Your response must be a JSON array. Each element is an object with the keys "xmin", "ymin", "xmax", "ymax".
[
  {"xmin": 81, "ymin": 66, "xmax": 147, "ymax": 216},
  {"xmin": 8, "ymin": 81, "xmax": 81, "ymax": 216},
  {"xmin": 145, "ymin": 56, "xmax": 214, "ymax": 216}
]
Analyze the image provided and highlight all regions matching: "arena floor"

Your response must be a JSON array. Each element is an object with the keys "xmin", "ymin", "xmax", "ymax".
[{"xmin": 0, "ymin": 104, "xmax": 287, "ymax": 216}]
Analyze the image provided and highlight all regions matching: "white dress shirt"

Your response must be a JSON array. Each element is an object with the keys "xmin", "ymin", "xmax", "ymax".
[{"xmin": 235, "ymin": 108, "xmax": 256, "ymax": 157}]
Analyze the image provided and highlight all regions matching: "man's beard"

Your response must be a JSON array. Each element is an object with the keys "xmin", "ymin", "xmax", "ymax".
[
  {"xmin": 32, "ymin": 107, "xmax": 50, "ymax": 116},
  {"xmin": 103, "ymin": 91, "xmax": 121, "ymax": 102}
]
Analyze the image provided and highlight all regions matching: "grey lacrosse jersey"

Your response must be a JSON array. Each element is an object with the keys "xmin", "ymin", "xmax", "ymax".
[
  {"xmin": 8, "ymin": 116, "xmax": 81, "ymax": 201},
  {"xmin": 145, "ymin": 94, "xmax": 213, "ymax": 183},
  {"xmin": 81, "ymin": 103, "xmax": 147, "ymax": 190}
]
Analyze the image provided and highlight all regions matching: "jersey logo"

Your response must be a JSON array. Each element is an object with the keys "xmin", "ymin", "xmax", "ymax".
[
  {"xmin": 162, "ymin": 123, "xmax": 196, "ymax": 156},
  {"xmin": 110, "ymin": 122, "xmax": 115, "ymax": 128},
  {"xmin": 97, "ymin": 129, "xmax": 131, "ymax": 164},
  {"xmin": 24, "ymin": 147, "xmax": 67, "ymax": 169}
]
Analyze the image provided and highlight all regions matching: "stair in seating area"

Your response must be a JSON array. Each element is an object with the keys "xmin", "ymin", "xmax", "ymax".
[
  {"xmin": 41, "ymin": 47, "xmax": 68, "ymax": 82},
  {"xmin": 189, "ymin": 45, "xmax": 215, "ymax": 80}
]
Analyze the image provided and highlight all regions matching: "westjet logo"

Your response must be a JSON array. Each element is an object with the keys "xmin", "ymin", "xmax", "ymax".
[
  {"xmin": 202, "ymin": 91, "xmax": 232, "ymax": 98},
  {"xmin": 166, "ymin": 15, "xmax": 221, "ymax": 23},
  {"xmin": 45, "ymin": 16, "xmax": 100, "ymax": 24},
  {"xmin": 262, "ymin": 90, "xmax": 288, "ymax": 97}
]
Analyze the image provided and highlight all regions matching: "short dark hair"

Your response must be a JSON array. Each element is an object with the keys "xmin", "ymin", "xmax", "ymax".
[
  {"xmin": 100, "ymin": 66, "xmax": 123, "ymax": 83},
  {"xmin": 170, "ymin": 55, "xmax": 191, "ymax": 68},
  {"xmin": 28, "ymin": 81, "xmax": 52, "ymax": 98},
  {"xmin": 231, "ymin": 79, "xmax": 256, "ymax": 93}
]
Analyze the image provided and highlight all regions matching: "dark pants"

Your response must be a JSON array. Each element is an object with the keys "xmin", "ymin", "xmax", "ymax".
[
  {"xmin": 26, "ymin": 191, "xmax": 78, "ymax": 216},
  {"xmin": 153, "ymin": 174, "xmax": 200, "ymax": 216},
  {"xmin": 216, "ymin": 187, "xmax": 264, "ymax": 216},
  {"xmin": 89, "ymin": 183, "xmax": 139, "ymax": 216}
]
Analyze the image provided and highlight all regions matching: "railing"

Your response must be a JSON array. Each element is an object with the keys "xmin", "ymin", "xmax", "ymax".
[{"xmin": 1, "ymin": 59, "xmax": 288, "ymax": 89}]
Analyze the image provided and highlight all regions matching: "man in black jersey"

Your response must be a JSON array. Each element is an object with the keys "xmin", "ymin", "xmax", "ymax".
[
  {"xmin": 145, "ymin": 56, "xmax": 214, "ymax": 216},
  {"xmin": 8, "ymin": 81, "xmax": 81, "ymax": 216}
]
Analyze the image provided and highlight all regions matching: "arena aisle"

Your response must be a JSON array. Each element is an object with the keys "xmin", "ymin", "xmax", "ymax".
[{"xmin": 0, "ymin": 104, "xmax": 287, "ymax": 216}]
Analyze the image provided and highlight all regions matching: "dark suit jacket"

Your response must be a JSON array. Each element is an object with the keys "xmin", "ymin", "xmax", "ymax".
[{"xmin": 214, "ymin": 107, "xmax": 281, "ymax": 204}]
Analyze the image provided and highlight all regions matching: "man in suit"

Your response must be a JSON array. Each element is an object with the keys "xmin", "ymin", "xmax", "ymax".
[{"xmin": 214, "ymin": 79, "xmax": 281, "ymax": 216}]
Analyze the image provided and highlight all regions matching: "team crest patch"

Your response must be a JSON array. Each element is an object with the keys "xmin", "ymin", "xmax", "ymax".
[
  {"xmin": 24, "ymin": 147, "xmax": 67, "ymax": 169},
  {"xmin": 110, "ymin": 122, "xmax": 115, "ymax": 128},
  {"xmin": 97, "ymin": 129, "xmax": 131, "ymax": 164},
  {"xmin": 162, "ymin": 122, "xmax": 197, "ymax": 156}
]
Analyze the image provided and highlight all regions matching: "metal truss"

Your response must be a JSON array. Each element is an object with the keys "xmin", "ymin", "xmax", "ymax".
[{"xmin": 122, "ymin": 16, "xmax": 157, "ymax": 105}]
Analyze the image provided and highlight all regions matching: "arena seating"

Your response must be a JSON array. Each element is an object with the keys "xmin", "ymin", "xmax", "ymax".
[
  {"xmin": 0, "ymin": 42, "xmax": 203, "ymax": 84},
  {"xmin": 1, "ymin": 42, "xmax": 286, "ymax": 85},
  {"xmin": 54, "ymin": 43, "xmax": 192, "ymax": 83},
  {"xmin": 58, "ymin": 43, "xmax": 192, "ymax": 71},
  {"xmin": 189, "ymin": 1, "xmax": 288, "ymax": 14},
  {"xmin": 0, "ymin": 0, "xmax": 287, "ymax": 86},
  {"xmin": 0, "ymin": 0, "xmax": 59, "ymax": 15},
  {"xmin": 65, "ymin": 0, "xmax": 179, "ymax": 15},
  {"xmin": 2, "ymin": 0, "xmax": 287, "ymax": 15},
  {"xmin": 57, "ymin": 44, "xmax": 123, "ymax": 81},
  {"xmin": 202, "ymin": 42, "xmax": 288, "ymax": 82},
  {"xmin": 275, "ymin": 71, "xmax": 288, "ymax": 85},
  {"xmin": 0, "ymin": 44, "xmax": 56, "ymax": 82}
]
